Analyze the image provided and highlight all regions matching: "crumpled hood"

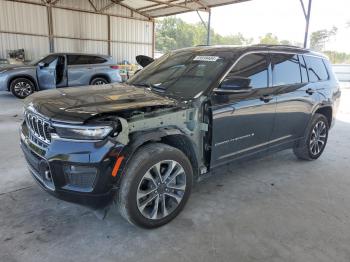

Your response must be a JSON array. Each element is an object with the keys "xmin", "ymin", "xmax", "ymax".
[{"xmin": 24, "ymin": 83, "xmax": 178, "ymax": 123}]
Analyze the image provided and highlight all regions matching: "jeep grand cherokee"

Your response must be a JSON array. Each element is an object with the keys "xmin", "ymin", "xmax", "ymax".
[{"xmin": 20, "ymin": 45, "xmax": 341, "ymax": 228}]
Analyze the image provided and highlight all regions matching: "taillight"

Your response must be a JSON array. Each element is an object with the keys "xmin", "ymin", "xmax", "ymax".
[{"xmin": 110, "ymin": 65, "xmax": 119, "ymax": 69}]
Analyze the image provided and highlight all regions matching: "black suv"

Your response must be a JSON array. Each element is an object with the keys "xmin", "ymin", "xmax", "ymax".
[{"xmin": 20, "ymin": 45, "xmax": 341, "ymax": 228}]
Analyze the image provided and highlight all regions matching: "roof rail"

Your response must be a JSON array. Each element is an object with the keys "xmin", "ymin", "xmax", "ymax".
[{"xmin": 250, "ymin": 44, "xmax": 306, "ymax": 50}]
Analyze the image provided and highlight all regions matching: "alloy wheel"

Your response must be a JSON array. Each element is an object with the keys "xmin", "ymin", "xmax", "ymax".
[
  {"xmin": 14, "ymin": 81, "xmax": 32, "ymax": 97},
  {"xmin": 136, "ymin": 160, "xmax": 187, "ymax": 220},
  {"xmin": 94, "ymin": 80, "xmax": 106, "ymax": 85},
  {"xmin": 309, "ymin": 120, "xmax": 327, "ymax": 156}
]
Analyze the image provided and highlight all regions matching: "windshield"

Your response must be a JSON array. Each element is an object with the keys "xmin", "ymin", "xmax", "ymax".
[
  {"xmin": 27, "ymin": 56, "xmax": 45, "ymax": 66},
  {"xmin": 128, "ymin": 50, "xmax": 231, "ymax": 99},
  {"xmin": 27, "ymin": 54, "xmax": 57, "ymax": 66}
]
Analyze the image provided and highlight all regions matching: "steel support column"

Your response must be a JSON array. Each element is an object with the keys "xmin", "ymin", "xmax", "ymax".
[
  {"xmin": 47, "ymin": 5, "xmax": 54, "ymax": 52},
  {"xmin": 300, "ymin": 0, "xmax": 312, "ymax": 48},
  {"xmin": 207, "ymin": 9, "xmax": 211, "ymax": 45},
  {"xmin": 107, "ymin": 15, "xmax": 111, "ymax": 56}
]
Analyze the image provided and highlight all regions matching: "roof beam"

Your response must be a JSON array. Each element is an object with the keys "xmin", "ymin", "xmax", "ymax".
[
  {"xmin": 99, "ymin": 1, "xmax": 116, "ymax": 13},
  {"xmin": 88, "ymin": 0, "xmax": 97, "ymax": 12},
  {"xmin": 111, "ymin": 0, "xmax": 152, "ymax": 19},
  {"xmin": 194, "ymin": 0, "xmax": 208, "ymax": 10},
  {"xmin": 144, "ymin": 0, "xmax": 201, "ymax": 12}
]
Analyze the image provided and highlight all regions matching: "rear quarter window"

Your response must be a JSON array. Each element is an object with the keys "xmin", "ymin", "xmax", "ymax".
[
  {"xmin": 89, "ymin": 56, "xmax": 107, "ymax": 64},
  {"xmin": 303, "ymin": 55, "xmax": 329, "ymax": 82}
]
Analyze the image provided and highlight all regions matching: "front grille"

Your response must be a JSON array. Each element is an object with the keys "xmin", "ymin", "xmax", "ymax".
[
  {"xmin": 21, "ymin": 143, "xmax": 55, "ymax": 191},
  {"xmin": 25, "ymin": 111, "xmax": 51, "ymax": 144}
]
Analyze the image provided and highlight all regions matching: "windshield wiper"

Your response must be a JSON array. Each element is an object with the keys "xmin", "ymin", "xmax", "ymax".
[
  {"xmin": 149, "ymin": 83, "xmax": 165, "ymax": 93},
  {"xmin": 133, "ymin": 82, "xmax": 165, "ymax": 93}
]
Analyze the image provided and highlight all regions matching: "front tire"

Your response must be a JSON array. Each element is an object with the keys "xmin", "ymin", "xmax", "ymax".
[
  {"xmin": 117, "ymin": 143, "xmax": 193, "ymax": 228},
  {"xmin": 10, "ymin": 78, "xmax": 35, "ymax": 99},
  {"xmin": 293, "ymin": 113, "xmax": 329, "ymax": 160}
]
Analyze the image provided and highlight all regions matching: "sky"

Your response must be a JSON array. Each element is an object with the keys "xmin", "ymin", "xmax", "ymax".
[{"xmin": 173, "ymin": 0, "xmax": 350, "ymax": 52}]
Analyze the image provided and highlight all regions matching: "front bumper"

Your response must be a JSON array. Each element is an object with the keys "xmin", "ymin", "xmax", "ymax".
[{"xmin": 20, "ymin": 121, "xmax": 125, "ymax": 209}]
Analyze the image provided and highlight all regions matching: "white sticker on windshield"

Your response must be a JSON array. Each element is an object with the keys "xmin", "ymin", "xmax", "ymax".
[{"xmin": 193, "ymin": 56, "xmax": 220, "ymax": 62}]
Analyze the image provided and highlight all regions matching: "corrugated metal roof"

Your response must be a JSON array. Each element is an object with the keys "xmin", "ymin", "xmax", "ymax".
[
  {"xmin": 118, "ymin": 0, "xmax": 252, "ymax": 17},
  {"xmin": 49, "ymin": 0, "xmax": 252, "ymax": 18}
]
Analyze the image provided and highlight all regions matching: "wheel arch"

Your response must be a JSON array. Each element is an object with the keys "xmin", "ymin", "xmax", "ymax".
[
  {"xmin": 314, "ymin": 106, "xmax": 333, "ymax": 127},
  {"xmin": 119, "ymin": 128, "xmax": 200, "ymax": 180},
  {"xmin": 8, "ymin": 75, "xmax": 38, "ymax": 91}
]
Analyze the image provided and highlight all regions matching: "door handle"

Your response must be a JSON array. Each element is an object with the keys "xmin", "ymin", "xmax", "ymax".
[
  {"xmin": 306, "ymin": 88, "xmax": 315, "ymax": 95},
  {"xmin": 260, "ymin": 95, "xmax": 273, "ymax": 103}
]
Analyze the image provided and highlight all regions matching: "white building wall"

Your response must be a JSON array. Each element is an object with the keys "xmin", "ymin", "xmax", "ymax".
[
  {"xmin": 52, "ymin": 8, "xmax": 108, "ymax": 40},
  {"xmin": 110, "ymin": 16, "xmax": 153, "ymax": 63},
  {"xmin": 54, "ymin": 38, "xmax": 108, "ymax": 55},
  {"xmin": 0, "ymin": 1, "xmax": 48, "ymax": 35},
  {"xmin": 0, "ymin": 33, "xmax": 49, "ymax": 60},
  {"xmin": 0, "ymin": 0, "xmax": 154, "ymax": 63}
]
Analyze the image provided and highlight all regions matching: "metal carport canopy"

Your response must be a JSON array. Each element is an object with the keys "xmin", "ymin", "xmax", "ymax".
[
  {"xmin": 122, "ymin": 0, "xmax": 250, "ymax": 17},
  {"xmin": 122, "ymin": 0, "xmax": 312, "ymax": 48}
]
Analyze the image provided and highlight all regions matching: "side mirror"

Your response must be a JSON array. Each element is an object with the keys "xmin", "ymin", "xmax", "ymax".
[
  {"xmin": 214, "ymin": 76, "xmax": 252, "ymax": 94},
  {"xmin": 38, "ymin": 62, "xmax": 45, "ymax": 68}
]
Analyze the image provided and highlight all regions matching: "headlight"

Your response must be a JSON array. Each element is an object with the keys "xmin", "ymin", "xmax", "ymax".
[{"xmin": 53, "ymin": 124, "xmax": 113, "ymax": 140}]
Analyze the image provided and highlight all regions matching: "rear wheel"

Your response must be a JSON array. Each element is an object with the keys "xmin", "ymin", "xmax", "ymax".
[
  {"xmin": 10, "ymin": 78, "xmax": 35, "ymax": 99},
  {"xmin": 90, "ymin": 77, "xmax": 108, "ymax": 85},
  {"xmin": 117, "ymin": 143, "xmax": 193, "ymax": 228},
  {"xmin": 293, "ymin": 113, "xmax": 329, "ymax": 160}
]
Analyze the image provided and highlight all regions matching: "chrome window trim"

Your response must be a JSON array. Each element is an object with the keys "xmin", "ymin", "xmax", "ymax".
[{"xmin": 215, "ymin": 50, "xmax": 329, "ymax": 92}]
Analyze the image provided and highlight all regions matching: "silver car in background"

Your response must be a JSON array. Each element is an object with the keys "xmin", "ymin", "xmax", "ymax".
[{"xmin": 0, "ymin": 53, "xmax": 122, "ymax": 98}]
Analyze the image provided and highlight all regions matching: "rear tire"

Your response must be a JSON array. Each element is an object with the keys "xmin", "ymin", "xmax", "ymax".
[
  {"xmin": 90, "ymin": 77, "xmax": 108, "ymax": 85},
  {"xmin": 117, "ymin": 143, "xmax": 193, "ymax": 228},
  {"xmin": 293, "ymin": 113, "xmax": 329, "ymax": 160},
  {"xmin": 10, "ymin": 78, "xmax": 35, "ymax": 99}
]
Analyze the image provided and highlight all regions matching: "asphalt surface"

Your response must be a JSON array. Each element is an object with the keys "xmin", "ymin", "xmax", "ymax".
[{"xmin": 1, "ymin": 86, "xmax": 350, "ymax": 262}]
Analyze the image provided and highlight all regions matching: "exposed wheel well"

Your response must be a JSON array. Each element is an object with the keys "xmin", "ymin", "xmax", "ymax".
[
  {"xmin": 160, "ymin": 135, "xmax": 199, "ymax": 178},
  {"xmin": 8, "ymin": 75, "xmax": 37, "ymax": 91},
  {"xmin": 90, "ymin": 74, "xmax": 110, "ymax": 84},
  {"xmin": 315, "ymin": 106, "xmax": 332, "ymax": 126},
  {"xmin": 128, "ymin": 134, "xmax": 199, "ymax": 178}
]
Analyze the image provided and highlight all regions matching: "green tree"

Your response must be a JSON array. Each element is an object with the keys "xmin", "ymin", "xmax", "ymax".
[
  {"xmin": 259, "ymin": 33, "xmax": 279, "ymax": 45},
  {"xmin": 324, "ymin": 51, "xmax": 350, "ymax": 64},
  {"xmin": 280, "ymin": 39, "xmax": 292, "ymax": 45},
  {"xmin": 156, "ymin": 17, "xmax": 252, "ymax": 52},
  {"xmin": 310, "ymin": 26, "xmax": 337, "ymax": 51}
]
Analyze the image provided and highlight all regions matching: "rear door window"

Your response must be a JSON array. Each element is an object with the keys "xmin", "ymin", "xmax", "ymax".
[
  {"xmin": 271, "ymin": 53, "xmax": 301, "ymax": 86},
  {"xmin": 303, "ymin": 55, "xmax": 329, "ymax": 82},
  {"xmin": 67, "ymin": 55, "xmax": 106, "ymax": 65},
  {"xmin": 227, "ymin": 53, "xmax": 269, "ymax": 89}
]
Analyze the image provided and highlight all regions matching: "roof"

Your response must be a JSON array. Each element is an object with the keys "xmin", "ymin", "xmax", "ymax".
[
  {"xmin": 50, "ymin": 52, "xmax": 112, "ymax": 58},
  {"xmin": 119, "ymin": 0, "xmax": 252, "ymax": 18},
  {"xmin": 170, "ymin": 44, "xmax": 327, "ymax": 58}
]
